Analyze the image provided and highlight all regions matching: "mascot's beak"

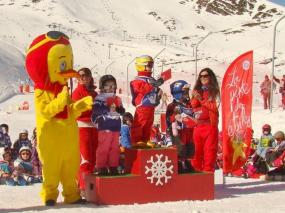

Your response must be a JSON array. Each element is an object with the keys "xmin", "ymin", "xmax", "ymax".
[{"xmin": 60, "ymin": 70, "xmax": 80, "ymax": 78}]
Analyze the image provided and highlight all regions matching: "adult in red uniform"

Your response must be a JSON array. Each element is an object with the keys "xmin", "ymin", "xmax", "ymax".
[
  {"xmin": 260, "ymin": 75, "xmax": 271, "ymax": 110},
  {"xmin": 130, "ymin": 55, "xmax": 164, "ymax": 148},
  {"xmin": 72, "ymin": 68, "xmax": 98, "ymax": 193},
  {"xmin": 191, "ymin": 68, "xmax": 220, "ymax": 172}
]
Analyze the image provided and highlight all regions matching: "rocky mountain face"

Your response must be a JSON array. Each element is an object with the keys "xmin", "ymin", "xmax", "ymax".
[{"xmin": 183, "ymin": 0, "xmax": 282, "ymax": 20}]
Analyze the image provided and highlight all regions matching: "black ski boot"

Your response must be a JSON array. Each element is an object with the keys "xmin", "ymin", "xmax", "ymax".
[
  {"xmin": 178, "ymin": 160, "xmax": 186, "ymax": 174},
  {"xmin": 184, "ymin": 159, "xmax": 195, "ymax": 173},
  {"xmin": 94, "ymin": 167, "xmax": 108, "ymax": 176},
  {"xmin": 109, "ymin": 167, "xmax": 119, "ymax": 176}
]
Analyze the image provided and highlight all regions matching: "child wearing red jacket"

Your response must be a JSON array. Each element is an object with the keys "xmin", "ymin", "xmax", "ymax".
[
  {"xmin": 166, "ymin": 80, "xmax": 196, "ymax": 173},
  {"xmin": 191, "ymin": 68, "xmax": 220, "ymax": 172},
  {"xmin": 130, "ymin": 55, "xmax": 164, "ymax": 148}
]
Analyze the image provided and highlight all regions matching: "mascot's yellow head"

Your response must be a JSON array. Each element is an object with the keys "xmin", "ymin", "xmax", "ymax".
[{"xmin": 26, "ymin": 31, "xmax": 79, "ymax": 92}]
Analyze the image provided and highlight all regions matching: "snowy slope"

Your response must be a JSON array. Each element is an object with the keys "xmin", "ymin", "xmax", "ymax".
[
  {"xmin": 0, "ymin": 0, "xmax": 285, "ymax": 101},
  {"xmin": 0, "ymin": 41, "xmax": 28, "ymax": 102}
]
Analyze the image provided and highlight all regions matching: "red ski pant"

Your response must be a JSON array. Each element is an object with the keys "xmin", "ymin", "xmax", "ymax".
[
  {"xmin": 175, "ymin": 128, "xmax": 194, "ymax": 160},
  {"xmin": 96, "ymin": 131, "xmax": 120, "ymax": 169},
  {"xmin": 262, "ymin": 93, "xmax": 270, "ymax": 109},
  {"xmin": 78, "ymin": 127, "xmax": 98, "ymax": 190},
  {"xmin": 131, "ymin": 106, "xmax": 155, "ymax": 144},
  {"xmin": 191, "ymin": 124, "xmax": 218, "ymax": 172},
  {"xmin": 180, "ymin": 128, "xmax": 193, "ymax": 145},
  {"xmin": 282, "ymin": 94, "xmax": 285, "ymax": 109}
]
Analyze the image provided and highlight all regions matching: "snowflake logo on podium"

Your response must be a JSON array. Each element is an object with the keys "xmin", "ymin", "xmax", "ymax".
[{"xmin": 145, "ymin": 154, "xmax": 174, "ymax": 186}]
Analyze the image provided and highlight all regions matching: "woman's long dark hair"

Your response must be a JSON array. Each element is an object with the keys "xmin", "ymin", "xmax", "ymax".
[
  {"xmin": 193, "ymin": 67, "xmax": 220, "ymax": 99},
  {"xmin": 78, "ymin": 67, "xmax": 96, "ymax": 91}
]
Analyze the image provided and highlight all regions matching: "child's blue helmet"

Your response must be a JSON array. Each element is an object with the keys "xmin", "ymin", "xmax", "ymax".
[{"xmin": 170, "ymin": 80, "xmax": 191, "ymax": 101}]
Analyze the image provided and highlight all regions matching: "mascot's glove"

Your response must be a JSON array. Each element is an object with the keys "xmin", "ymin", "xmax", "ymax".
[
  {"xmin": 74, "ymin": 96, "xmax": 93, "ymax": 111},
  {"xmin": 57, "ymin": 86, "xmax": 69, "ymax": 106},
  {"xmin": 148, "ymin": 77, "xmax": 164, "ymax": 87}
]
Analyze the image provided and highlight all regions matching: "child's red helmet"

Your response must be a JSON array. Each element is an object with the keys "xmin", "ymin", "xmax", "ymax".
[{"xmin": 262, "ymin": 124, "xmax": 271, "ymax": 132}]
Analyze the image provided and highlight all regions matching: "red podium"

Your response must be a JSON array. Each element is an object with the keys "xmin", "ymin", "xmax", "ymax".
[{"xmin": 85, "ymin": 148, "xmax": 214, "ymax": 205}]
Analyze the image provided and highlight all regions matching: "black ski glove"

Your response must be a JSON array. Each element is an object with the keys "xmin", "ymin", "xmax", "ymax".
[
  {"xmin": 148, "ymin": 77, "xmax": 164, "ymax": 87},
  {"xmin": 116, "ymin": 106, "xmax": 125, "ymax": 115}
]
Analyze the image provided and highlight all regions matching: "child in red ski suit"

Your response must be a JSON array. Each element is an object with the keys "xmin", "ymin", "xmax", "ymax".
[
  {"xmin": 166, "ymin": 80, "xmax": 196, "ymax": 173},
  {"xmin": 130, "ymin": 55, "xmax": 164, "ymax": 148}
]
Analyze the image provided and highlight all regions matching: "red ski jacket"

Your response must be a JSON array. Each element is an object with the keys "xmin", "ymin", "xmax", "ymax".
[{"xmin": 191, "ymin": 89, "xmax": 218, "ymax": 126}]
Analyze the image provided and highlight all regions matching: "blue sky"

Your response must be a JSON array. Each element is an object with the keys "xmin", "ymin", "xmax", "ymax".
[{"xmin": 270, "ymin": 0, "xmax": 285, "ymax": 6}]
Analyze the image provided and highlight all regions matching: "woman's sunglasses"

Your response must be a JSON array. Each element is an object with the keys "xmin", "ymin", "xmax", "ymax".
[
  {"xmin": 79, "ymin": 73, "xmax": 91, "ymax": 78},
  {"xmin": 199, "ymin": 74, "xmax": 209, "ymax": 79}
]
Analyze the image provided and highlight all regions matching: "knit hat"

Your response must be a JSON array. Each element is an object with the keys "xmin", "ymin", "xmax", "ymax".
[
  {"xmin": 20, "ymin": 129, "xmax": 28, "ymax": 135},
  {"xmin": 19, "ymin": 146, "xmax": 32, "ymax": 154}
]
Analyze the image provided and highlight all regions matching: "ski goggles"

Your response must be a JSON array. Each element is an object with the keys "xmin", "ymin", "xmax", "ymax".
[
  {"xmin": 27, "ymin": 31, "xmax": 69, "ymax": 55},
  {"xmin": 46, "ymin": 31, "xmax": 69, "ymax": 40}
]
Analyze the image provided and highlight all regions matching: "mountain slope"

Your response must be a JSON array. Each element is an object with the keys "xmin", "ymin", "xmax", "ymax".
[{"xmin": 192, "ymin": 0, "xmax": 282, "ymax": 19}]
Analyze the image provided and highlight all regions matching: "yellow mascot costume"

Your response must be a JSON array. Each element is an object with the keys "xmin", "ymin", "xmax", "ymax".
[{"xmin": 25, "ymin": 31, "xmax": 93, "ymax": 206}]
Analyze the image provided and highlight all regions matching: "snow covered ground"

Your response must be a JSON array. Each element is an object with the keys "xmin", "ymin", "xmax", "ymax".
[{"xmin": 0, "ymin": 172, "xmax": 285, "ymax": 212}]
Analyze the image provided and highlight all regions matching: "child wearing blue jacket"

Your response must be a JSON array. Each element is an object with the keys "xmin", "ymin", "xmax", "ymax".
[
  {"xmin": 13, "ymin": 146, "xmax": 42, "ymax": 185},
  {"xmin": 0, "ymin": 147, "xmax": 16, "ymax": 185},
  {"xmin": 120, "ymin": 112, "xmax": 133, "ymax": 150},
  {"xmin": 118, "ymin": 112, "xmax": 133, "ymax": 174},
  {"xmin": 92, "ymin": 75, "xmax": 125, "ymax": 176}
]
